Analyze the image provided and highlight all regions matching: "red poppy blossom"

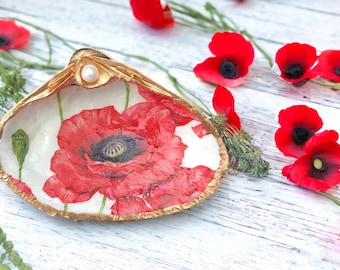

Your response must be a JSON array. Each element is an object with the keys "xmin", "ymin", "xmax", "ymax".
[
  {"xmin": 313, "ymin": 50, "xmax": 340, "ymax": 82},
  {"xmin": 0, "ymin": 20, "xmax": 30, "ymax": 50},
  {"xmin": 274, "ymin": 43, "xmax": 318, "ymax": 85},
  {"xmin": 130, "ymin": 0, "xmax": 174, "ymax": 29},
  {"xmin": 282, "ymin": 130, "xmax": 340, "ymax": 191},
  {"xmin": 42, "ymin": 102, "xmax": 215, "ymax": 215},
  {"xmin": 275, "ymin": 105, "xmax": 323, "ymax": 158},
  {"xmin": 194, "ymin": 32, "xmax": 255, "ymax": 87}
]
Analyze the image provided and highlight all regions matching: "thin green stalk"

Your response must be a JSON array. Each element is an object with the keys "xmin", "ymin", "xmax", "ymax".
[
  {"xmin": 125, "ymin": 82, "xmax": 131, "ymax": 109},
  {"xmin": 57, "ymin": 92, "xmax": 64, "ymax": 123},
  {"xmin": 44, "ymin": 32, "xmax": 53, "ymax": 65},
  {"xmin": 310, "ymin": 79, "xmax": 340, "ymax": 90},
  {"xmin": 316, "ymin": 191, "xmax": 340, "ymax": 206},
  {"xmin": 99, "ymin": 196, "xmax": 107, "ymax": 215},
  {"xmin": 241, "ymin": 30, "xmax": 274, "ymax": 67}
]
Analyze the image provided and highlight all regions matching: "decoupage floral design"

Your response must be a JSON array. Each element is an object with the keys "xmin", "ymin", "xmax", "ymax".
[{"xmin": 42, "ymin": 84, "xmax": 216, "ymax": 215}]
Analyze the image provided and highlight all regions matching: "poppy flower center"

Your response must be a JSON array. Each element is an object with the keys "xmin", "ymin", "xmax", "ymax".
[
  {"xmin": 292, "ymin": 127, "xmax": 310, "ymax": 145},
  {"xmin": 334, "ymin": 66, "xmax": 340, "ymax": 77},
  {"xmin": 0, "ymin": 36, "xmax": 10, "ymax": 47},
  {"xmin": 284, "ymin": 63, "xmax": 304, "ymax": 79},
  {"xmin": 91, "ymin": 134, "xmax": 144, "ymax": 163},
  {"xmin": 312, "ymin": 157, "xmax": 325, "ymax": 173},
  {"xmin": 219, "ymin": 60, "xmax": 237, "ymax": 79}
]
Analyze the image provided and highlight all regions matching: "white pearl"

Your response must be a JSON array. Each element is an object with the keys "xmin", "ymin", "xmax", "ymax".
[{"xmin": 81, "ymin": 64, "xmax": 99, "ymax": 83}]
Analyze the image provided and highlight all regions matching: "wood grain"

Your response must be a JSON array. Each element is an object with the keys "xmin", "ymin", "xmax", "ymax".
[{"xmin": 0, "ymin": 0, "xmax": 339, "ymax": 269}]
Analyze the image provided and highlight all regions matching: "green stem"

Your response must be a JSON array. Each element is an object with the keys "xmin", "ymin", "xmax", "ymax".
[
  {"xmin": 57, "ymin": 92, "xmax": 64, "ymax": 123},
  {"xmin": 310, "ymin": 79, "xmax": 340, "ymax": 90},
  {"xmin": 99, "ymin": 196, "xmax": 107, "ymax": 215},
  {"xmin": 125, "ymin": 82, "xmax": 130, "ymax": 109},
  {"xmin": 316, "ymin": 191, "xmax": 340, "ymax": 206},
  {"xmin": 241, "ymin": 30, "xmax": 274, "ymax": 68}
]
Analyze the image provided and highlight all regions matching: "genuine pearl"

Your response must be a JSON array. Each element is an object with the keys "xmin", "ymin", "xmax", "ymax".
[{"xmin": 81, "ymin": 64, "xmax": 99, "ymax": 83}]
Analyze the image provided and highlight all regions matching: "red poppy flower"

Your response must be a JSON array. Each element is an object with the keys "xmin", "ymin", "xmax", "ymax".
[
  {"xmin": 130, "ymin": 0, "xmax": 174, "ymax": 29},
  {"xmin": 275, "ymin": 105, "xmax": 323, "ymax": 158},
  {"xmin": 213, "ymin": 85, "xmax": 241, "ymax": 129},
  {"xmin": 282, "ymin": 130, "xmax": 340, "ymax": 191},
  {"xmin": 42, "ymin": 102, "xmax": 215, "ymax": 215},
  {"xmin": 274, "ymin": 43, "xmax": 318, "ymax": 85},
  {"xmin": 0, "ymin": 20, "xmax": 30, "ymax": 50},
  {"xmin": 313, "ymin": 50, "xmax": 340, "ymax": 82},
  {"xmin": 194, "ymin": 32, "xmax": 255, "ymax": 87}
]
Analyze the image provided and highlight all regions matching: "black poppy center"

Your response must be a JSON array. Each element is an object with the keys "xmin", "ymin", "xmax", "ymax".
[
  {"xmin": 91, "ymin": 134, "xmax": 144, "ymax": 163},
  {"xmin": 284, "ymin": 63, "xmax": 304, "ymax": 79},
  {"xmin": 292, "ymin": 127, "xmax": 310, "ymax": 145},
  {"xmin": 0, "ymin": 36, "xmax": 10, "ymax": 47},
  {"xmin": 334, "ymin": 66, "xmax": 340, "ymax": 77},
  {"xmin": 219, "ymin": 60, "xmax": 237, "ymax": 79}
]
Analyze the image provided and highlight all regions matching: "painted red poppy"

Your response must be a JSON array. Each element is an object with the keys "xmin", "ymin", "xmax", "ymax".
[
  {"xmin": 42, "ymin": 101, "xmax": 215, "ymax": 215},
  {"xmin": 275, "ymin": 105, "xmax": 323, "ymax": 158},
  {"xmin": 130, "ymin": 0, "xmax": 174, "ymax": 29},
  {"xmin": 274, "ymin": 43, "xmax": 318, "ymax": 85},
  {"xmin": 212, "ymin": 85, "xmax": 241, "ymax": 129},
  {"xmin": 313, "ymin": 50, "xmax": 340, "ymax": 82},
  {"xmin": 0, "ymin": 20, "xmax": 30, "ymax": 50},
  {"xmin": 194, "ymin": 32, "xmax": 255, "ymax": 87},
  {"xmin": 282, "ymin": 130, "xmax": 340, "ymax": 191}
]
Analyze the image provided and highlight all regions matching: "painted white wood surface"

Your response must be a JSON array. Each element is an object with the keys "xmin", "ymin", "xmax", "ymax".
[{"xmin": 0, "ymin": 0, "xmax": 340, "ymax": 269}]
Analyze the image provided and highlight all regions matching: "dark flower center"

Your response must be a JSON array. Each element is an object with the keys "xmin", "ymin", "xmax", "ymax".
[
  {"xmin": 292, "ymin": 127, "xmax": 310, "ymax": 145},
  {"xmin": 284, "ymin": 63, "xmax": 304, "ymax": 79},
  {"xmin": 91, "ymin": 134, "xmax": 144, "ymax": 163},
  {"xmin": 219, "ymin": 60, "xmax": 237, "ymax": 79},
  {"xmin": 333, "ymin": 66, "xmax": 340, "ymax": 77},
  {"xmin": 0, "ymin": 36, "xmax": 10, "ymax": 47}
]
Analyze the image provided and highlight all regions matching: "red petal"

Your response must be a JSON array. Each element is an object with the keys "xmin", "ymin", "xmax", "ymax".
[
  {"xmin": 209, "ymin": 32, "xmax": 255, "ymax": 67},
  {"xmin": 138, "ymin": 85, "xmax": 198, "ymax": 125},
  {"xmin": 212, "ymin": 85, "xmax": 235, "ymax": 114},
  {"xmin": 278, "ymin": 105, "xmax": 323, "ymax": 134},
  {"xmin": 130, "ymin": 0, "xmax": 174, "ymax": 29},
  {"xmin": 313, "ymin": 50, "xmax": 340, "ymax": 82},
  {"xmin": 304, "ymin": 130, "xmax": 339, "ymax": 154},
  {"xmin": 275, "ymin": 128, "xmax": 305, "ymax": 158}
]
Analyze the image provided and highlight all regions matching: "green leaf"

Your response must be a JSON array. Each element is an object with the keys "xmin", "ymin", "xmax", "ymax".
[
  {"xmin": 11, "ymin": 129, "xmax": 29, "ymax": 180},
  {"xmin": 0, "ymin": 263, "xmax": 11, "ymax": 270}
]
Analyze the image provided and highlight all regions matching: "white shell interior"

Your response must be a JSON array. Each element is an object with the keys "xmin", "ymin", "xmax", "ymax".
[{"xmin": 0, "ymin": 81, "xmax": 221, "ymax": 214}]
